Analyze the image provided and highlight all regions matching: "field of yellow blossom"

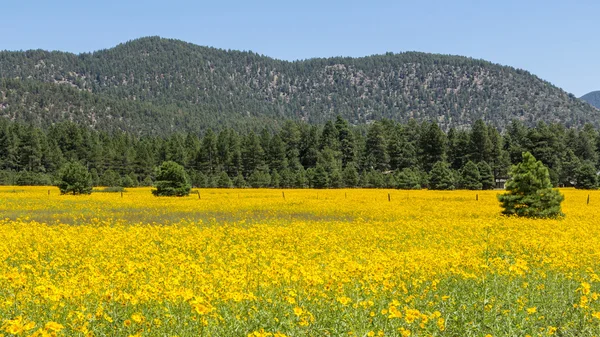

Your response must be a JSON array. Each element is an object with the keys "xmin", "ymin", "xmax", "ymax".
[{"xmin": 2, "ymin": 186, "xmax": 600, "ymax": 336}]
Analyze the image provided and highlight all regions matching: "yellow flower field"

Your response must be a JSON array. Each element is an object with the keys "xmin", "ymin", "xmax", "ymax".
[{"xmin": 1, "ymin": 187, "xmax": 600, "ymax": 336}]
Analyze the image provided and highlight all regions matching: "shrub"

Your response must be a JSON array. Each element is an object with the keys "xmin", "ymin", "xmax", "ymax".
[
  {"xmin": 498, "ymin": 152, "xmax": 564, "ymax": 218},
  {"xmin": 152, "ymin": 161, "xmax": 191, "ymax": 197},
  {"xmin": 56, "ymin": 162, "xmax": 93, "ymax": 195}
]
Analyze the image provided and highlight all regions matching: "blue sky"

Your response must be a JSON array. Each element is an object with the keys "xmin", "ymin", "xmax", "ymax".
[{"xmin": 2, "ymin": 0, "xmax": 598, "ymax": 96}]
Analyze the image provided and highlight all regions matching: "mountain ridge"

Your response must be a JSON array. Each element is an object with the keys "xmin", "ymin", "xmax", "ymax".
[
  {"xmin": 581, "ymin": 91, "xmax": 600, "ymax": 109},
  {"xmin": 0, "ymin": 36, "xmax": 597, "ymax": 134}
]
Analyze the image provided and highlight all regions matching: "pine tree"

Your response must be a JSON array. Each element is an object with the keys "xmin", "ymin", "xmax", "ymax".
[
  {"xmin": 575, "ymin": 161, "xmax": 598, "ymax": 190},
  {"xmin": 468, "ymin": 119, "xmax": 492, "ymax": 163},
  {"xmin": 364, "ymin": 122, "xmax": 389, "ymax": 171},
  {"xmin": 310, "ymin": 164, "xmax": 329, "ymax": 189},
  {"xmin": 217, "ymin": 171, "xmax": 233, "ymax": 188},
  {"xmin": 335, "ymin": 116, "xmax": 356, "ymax": 167},
  {"xmin": 419, "ymin": 122, "xmax": 446, "ymax": 172},
  {"xmin": 233, "ymin": 173, "xmax": 246, "ymax": 188},
  {"xmin": 459, "ymin": 161, "xmax": 482, "ymax": 190},
  {"xmin": 56, "ymin": 161, "xmax": 93, "ymax": 195},
  {"xmin": 152, "ymin": 161, "xmax": 191, "ymax": 196},
  {"xmin": 478, "ymin": 161, "xmax": 495, "ymax": 190},
  {"xmin": 498, "ymin": 152, "xmax": 564, "ymax": 218},
  {"xmin": 429, "ymin": 161, "xmax": 455, "ymax": 190},
  {"xmin": 248, "ymin": 166, "xmax": 271, "ymax": 188},
  {"xmin": 342, "ymin": 164, "xmax": 360, "ymax": 188},
  {"xmin": 396, "ymin": 168, "xmax": 421, "ymax": 190}
]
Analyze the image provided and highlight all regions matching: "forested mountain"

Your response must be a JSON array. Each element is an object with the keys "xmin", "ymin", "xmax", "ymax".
[
  {"xmin": 0, "ymin": 36, "xmax": 596, "ymax": 134},
  {"xmin": 581, "ymin": 91, "xmax": 600, "ymax": 109}
]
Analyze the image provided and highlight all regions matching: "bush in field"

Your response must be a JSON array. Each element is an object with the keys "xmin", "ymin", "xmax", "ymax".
[
  {"xmin": 56, "ymin": 161, "xmax": 93, "ymax": 195},
  {"xmin": 152, "ymin": 161, "xmax": 191, "ymax": 196},
  {"xmin": 498, "ymin": 152, "xmax": 564, "ymax": 218}
]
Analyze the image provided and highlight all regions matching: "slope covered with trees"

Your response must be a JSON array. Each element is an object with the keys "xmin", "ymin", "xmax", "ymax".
[{"xmin": 0, "ymin": 36, "xmax": 596, "ymax": 134}]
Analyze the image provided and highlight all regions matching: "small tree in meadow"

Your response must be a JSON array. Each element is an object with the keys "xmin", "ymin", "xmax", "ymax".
[
  {"xmin": 152, "ymin": 161, "xmax": 191, "ymax": 196},
  {"xmin": 56, "ymin": 161, "xmax": 93, "ymax": 195},
  {"xmin": 498, "ymin": 152, "xmax": 564, "ymax": 218}
]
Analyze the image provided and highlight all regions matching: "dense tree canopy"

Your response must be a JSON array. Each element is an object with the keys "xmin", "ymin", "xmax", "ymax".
[{"xmin": 1, "ymin": 116, "xmax": 600, "ymax": 191}]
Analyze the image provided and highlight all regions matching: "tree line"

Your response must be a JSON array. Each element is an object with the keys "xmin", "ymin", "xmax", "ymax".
[{"xmin": 0, "ymin": 116, "xmax": 599, "ymax": 189}]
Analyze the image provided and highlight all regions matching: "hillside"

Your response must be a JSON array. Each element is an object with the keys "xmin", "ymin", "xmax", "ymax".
[
  {"xmin": 581, "ymin": 91, "xmax": 600, "ymax": 109},
  {"xmin": 0, "ymin": 36, "xmax": 597, "ymax": 134}
]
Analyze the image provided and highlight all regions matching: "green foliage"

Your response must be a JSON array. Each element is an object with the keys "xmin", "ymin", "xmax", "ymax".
[
  {"xmin": 574, "ymin": 161, "xmax": 598, "ymax": 190},
  {"xmin": 121, "ymin": 175, "xmax": 136, "ymax": 188},
  {"xmin": 342, "ymin": 165, "xmax": 359, "ymax": 188},
  {"xmin": 217, "ymin": 171, "xmax": 233, "ymax": 188},
  {"xmin": 15, "ymin": 171, "xmax": 52, "ymax": 186},
  {"xmin": 429, "ymin": 161, "xmax": 455, "ymax": 190},
  {"xmin": 100, "ymin": 169, "xmax": 121, "ymax": 187},
  {"xmin": 309, "ymin": 165, "xmax": 329, "ymax": 189},
  {"xmin": 498, "ymin": 152, "xmax": 564, "ymax": 218},
  {"xmin": 248, "ymin": 167, "xmax": 271, "ymax": 188},
  {"xmin": 396, "ymin": 168, "xmax": 422, "ymax": 190},
  {"xmin": 459, "ymin": 161, "xmax": 482, "ymax": 190},
  {"xmin": 56, "ymin": 161, "xmax": 93, "ymax": 195},
  {"xmin": 233, "ymin": 173, "xmax": 246, "ymax": 188},
  {"xmin": 478, "ymin": 161, "xmax": 496, "ymax": 190},
  {"xmin": 152, "ymin": 161, "xmax": 191, "ymax": 197}
]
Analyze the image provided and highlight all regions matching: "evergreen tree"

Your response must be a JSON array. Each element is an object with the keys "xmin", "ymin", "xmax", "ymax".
[
  {"xmin": 217, "ymin": 171, "xmax": 233, "ymax": 188},
  {"xmin": 329, "ymin": 169, "xmax": 343, "ymax": 188},
  {"xmin": 233, "ymin": 173, "xmax": 246, "ymax": 188},
  {"xmin": 478, "ymin": 161, "xmax": 495, "ymax": 190},
  {"xmin": 310, "ymin": 164, "xmax": 329, "ymax": 188},
  {"xmin": 459, "ymin": 161, "xmax": 482, "ymax": 190},
  {"xmin": 56, "ymin": 161, "xmax": 93, "ymax": 195},
  {"xmin": 100, "ymin": 169, "xmax": 121, "ymax": 187},
  {"xmin": 152, "ymin": 161, "xmax": 191, "ymax": 196},
  {"xmin": 396, "ymin": 168, "xmax": 421, "ymax": 190},
  {"xmin": 364, "ymin": 122, "xmax": 389, "ymax": 171},
  {"xmin": 270, "ymin": 170, "xmax": 281, "ymax": 188},
  {"xmin": 335, "ymin": 116, "xmax": 356, "ymax": 167},
  {"xmin": 242, "ymin": 132, "xmax": 265, "ymax": 177},
  {"xmin": 247, "ymin": 166, "xmax": 271, "ymax": 188},
  {"xmin": 575, "ymin": 161, "xmax": 598, "ymax": 190},
  {"xmin": 419, "ymin": 122, "xmax": 446, "ymax": 172},
  {"xmin": 468, "ymin": 119, "xmax": 492, "ymax": 163},
  {"xmin": 429, "ymin": 161, "xmax": 455, "ymax": 190},
  {"xmin": 342, "ymin": 164, "xmax": 360, "ymax": 188},
  {"xmin": 498, "ymin": 152, "xmax": 564, "ymax": 218}
]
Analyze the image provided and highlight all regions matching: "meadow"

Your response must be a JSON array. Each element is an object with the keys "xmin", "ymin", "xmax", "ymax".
[{"xmin": 1, "ymin": 187, "xmax": 600, "ymax": 336}]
